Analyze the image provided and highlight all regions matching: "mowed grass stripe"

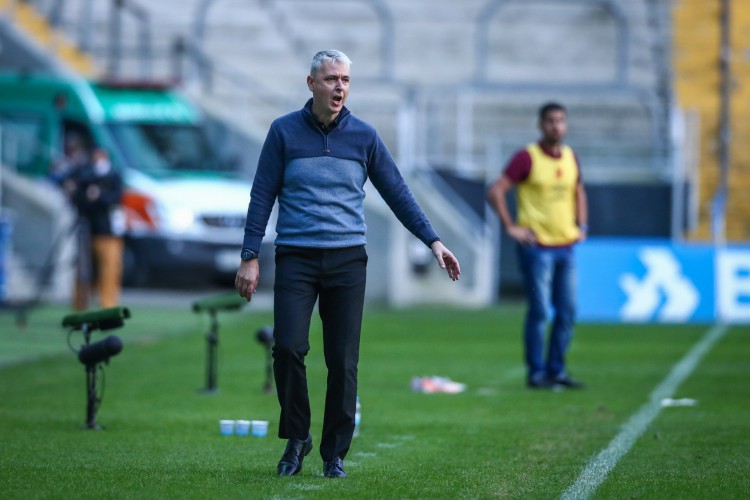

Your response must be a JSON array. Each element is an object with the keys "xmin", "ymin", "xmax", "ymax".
[
  {"xmin": 2, "ymin": 305, "xmax": 748, "ymax": 498},
  {"xmin": 561, "ymin": 324, "xmax": 729, "ymax": 500}
]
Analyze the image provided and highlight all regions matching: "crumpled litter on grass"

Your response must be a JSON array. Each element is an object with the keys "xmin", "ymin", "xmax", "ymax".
[
  {"xmin": 660, "ymin": 397, "xmax": 698, "ymax": 407},
  {"xmin": 411, "ymin": 376, "xmax": 466, "ymax": 394}
]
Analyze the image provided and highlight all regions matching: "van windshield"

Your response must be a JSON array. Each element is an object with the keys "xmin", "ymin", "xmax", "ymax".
[
  {"xmin": 0, "ymin": 113, "xmax": 45, "ymax": 174},
  {"xmin": 107, "ymin": 123, "xmax": 231, "ymax": 174}
]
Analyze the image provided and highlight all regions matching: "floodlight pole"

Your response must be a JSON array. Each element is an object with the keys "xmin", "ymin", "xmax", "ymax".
[{"xmin": 714, "ymin": 0, "xmax": 731, "ymax": 244}]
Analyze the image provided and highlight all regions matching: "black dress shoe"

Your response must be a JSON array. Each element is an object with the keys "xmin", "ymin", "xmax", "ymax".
[
  {"xmin": 277, "ymin": 434, "xmax": 313, "ymax": 476},
  {"xmin": 527, "ymin": 375, "xmax": 554, "ymax": 389},
  {"xmin": 552, "ymin": 375, "xmax": 586, "ymax": 389},
  {"xmin": 323, "ymin": 457, "xmax": 347, "ymax": 478}
]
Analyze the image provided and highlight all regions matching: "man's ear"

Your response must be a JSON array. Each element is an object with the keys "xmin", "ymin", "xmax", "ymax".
[{"xmin": 307, "ymin": 75, "xmax": 314, "ymax": 91}]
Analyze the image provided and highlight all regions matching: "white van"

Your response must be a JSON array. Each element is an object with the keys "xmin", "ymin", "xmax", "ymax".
[{"xmin": 0, "ymin": 74, "xmax": 269, "ymax": 287}]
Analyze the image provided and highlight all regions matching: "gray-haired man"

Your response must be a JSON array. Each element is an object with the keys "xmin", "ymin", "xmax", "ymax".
[{"xmin": 236, "ymin": 50, "xmax": 461, "ymax": 478}]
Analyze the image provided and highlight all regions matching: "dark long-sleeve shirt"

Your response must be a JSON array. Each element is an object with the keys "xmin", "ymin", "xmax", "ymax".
[
  {"xmin": 242, "ymin": 99, "xmax": 439, "ymax": 254},
  {"xmin": 68, "ymin": 164, "xmax": 124, "ymax": 236}
]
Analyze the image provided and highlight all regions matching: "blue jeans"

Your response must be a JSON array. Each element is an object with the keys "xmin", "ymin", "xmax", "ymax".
[{"xmin": 516, "ymin": 243, "xmax": 576, "ymax": 382}]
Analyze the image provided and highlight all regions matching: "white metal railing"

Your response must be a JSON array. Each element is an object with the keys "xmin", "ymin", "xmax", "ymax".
[{"xmin": 0, "ymin": 123, "xmax": 76, "ymax": 303}]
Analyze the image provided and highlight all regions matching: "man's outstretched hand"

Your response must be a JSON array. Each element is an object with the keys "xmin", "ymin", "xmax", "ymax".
[{"xmin": 431, "ymin": 241, "xmax": 461, "ymax": 281}]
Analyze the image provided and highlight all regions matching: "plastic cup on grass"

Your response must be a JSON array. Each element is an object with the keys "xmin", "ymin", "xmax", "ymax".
[
  {"xmin": 219, "ymin": 419, "xmax": 235, "ymax": 436},
  {"xmin": 235, "ymin": 420, "xmax": 251, "ymax": 436},
  {"xmin": 251, "ymin": 420, "xmax": 269, "ymax": 437}
]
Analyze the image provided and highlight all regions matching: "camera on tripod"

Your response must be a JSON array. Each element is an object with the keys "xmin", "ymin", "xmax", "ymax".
[
  {"xmin": 62, "ymin": 306, "xmax": 131, "ymax": 429},
  {"xmin": 62, "ymin": 306, "xmax": 130, "ymax": 334}
]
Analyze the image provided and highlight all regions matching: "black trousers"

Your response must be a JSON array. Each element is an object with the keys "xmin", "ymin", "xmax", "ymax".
[{"xmin": 273, "ymin": 245, "xmax": 367, "ymax": 461}]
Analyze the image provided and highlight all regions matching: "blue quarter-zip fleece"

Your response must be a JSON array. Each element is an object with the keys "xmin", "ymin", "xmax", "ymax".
[{"xmin": 242, "ymin": 99, "xmax": 440, "ymax": 254}]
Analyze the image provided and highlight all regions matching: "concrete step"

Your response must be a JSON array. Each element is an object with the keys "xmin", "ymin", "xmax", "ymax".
[{"xmin": 29, "ymin": 0, "xmax": 671, "ymax": 186}]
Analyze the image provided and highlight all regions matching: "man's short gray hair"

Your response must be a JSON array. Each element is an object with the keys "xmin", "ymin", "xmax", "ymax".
[{"xmin": 310, "ymin": 50, "xmax": 352, "ymax": 76}]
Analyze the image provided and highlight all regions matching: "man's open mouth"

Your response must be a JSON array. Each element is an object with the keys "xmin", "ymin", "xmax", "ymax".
[{"xmin": 332, "ymin": 95, "xmax": 343, "ymax": 104}]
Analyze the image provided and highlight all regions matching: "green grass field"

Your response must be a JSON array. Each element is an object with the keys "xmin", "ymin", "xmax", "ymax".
[{"xmin": 1, "ymin": 301, "xmax": 748, "ymax": 499}]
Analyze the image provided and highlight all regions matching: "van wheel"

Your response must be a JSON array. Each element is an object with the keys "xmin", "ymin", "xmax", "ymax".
[{"xmin": 122, "ymin": 241, "xmax": 150, "ymax": 287}]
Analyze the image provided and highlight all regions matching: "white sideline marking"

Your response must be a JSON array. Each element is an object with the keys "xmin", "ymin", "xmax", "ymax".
[{"xmin": 560, "ymin": 324, "xmax": 729, "ymax": 500}]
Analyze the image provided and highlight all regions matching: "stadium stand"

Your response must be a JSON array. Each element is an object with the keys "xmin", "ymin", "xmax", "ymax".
[
  {"xmin": 19, "ymin": 0, "xmax": 671, "ymax": 179},
  {"xmin": 673, "ymin": 0, "xmax": 750, "ymax": 241},
  {"xmin": 3, "ymin": 0, "xmax": 747, "ymax": 299},
  {"xmin": 0, "ymin": 0, "xmax": 95, "ymax": 75}
]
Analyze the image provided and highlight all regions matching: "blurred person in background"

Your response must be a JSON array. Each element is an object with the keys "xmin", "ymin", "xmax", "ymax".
[
  {"xmin": 49, "ymin": 134, "xmax": 90, "ymax": 185},
  {"xmin": 235, "ymin": 49, "xmax": 461, "ymax": 478},
  {"xmin": 63, "ymin": 147, "xmax": 125, "ymax": 310},
  {"xmin": 486, "ymin": 102, "xmax": 588, "ymax": 390}
]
